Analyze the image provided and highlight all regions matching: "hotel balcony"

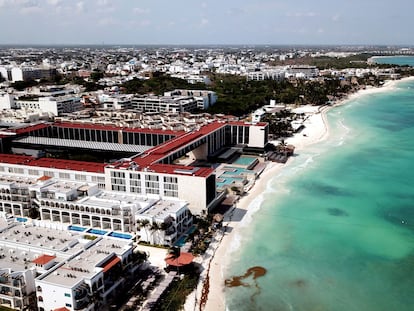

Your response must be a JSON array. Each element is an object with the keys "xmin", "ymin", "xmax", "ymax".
[
  {"xmin": 41, "ymin": 212, "xmax": 51, "ymax": 220},
  {"xmin": 102, "ymin": 220, "xmax": 112, "ymax": 230}
]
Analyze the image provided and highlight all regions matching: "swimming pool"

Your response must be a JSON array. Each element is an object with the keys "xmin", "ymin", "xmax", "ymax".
[
  {"xmin": 222, "ymin": 167, "xmax": 253, "ymax": 176},
  {"xmin": 87, "ymin": 228, "xmax": 107, "ymax": 235},
  {"xmin": 216, "ymin": 177, "xmax": 244, "ymax": 189},
  {"xmin": 173, "ymin": 226, "xmax": 196, "ymax": 247},
  {"xmin": 68, "ymin": 225, "xmax": 87, "ymax": 232},
  {"xmin": 174, "ymin": 235, "xmax": 188, "ymax": 247},
  {"xmin": 108, "ymin": 232, "xmax": 132, "ymax": 239},
  {"xmin": 232, "ymin": 156, "xmax": 258, "ymax": 168},
  {"xmin": 16, "ymin": 217, "xmax": 27, "ymax": 223}
]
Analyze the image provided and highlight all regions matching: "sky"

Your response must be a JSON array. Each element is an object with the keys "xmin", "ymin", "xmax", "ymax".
[{"xmin": 0, "ymin": 0, "xmax": 413, "ymax": 46}]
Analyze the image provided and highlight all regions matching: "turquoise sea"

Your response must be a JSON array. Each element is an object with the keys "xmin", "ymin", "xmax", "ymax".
[
  {"xmin": 371, "ymin": 55, "xmax": 414, "ymax": 66},
  {"xmin": 224, "ymin": 79, "xmax": 414, "ymax": 311}
]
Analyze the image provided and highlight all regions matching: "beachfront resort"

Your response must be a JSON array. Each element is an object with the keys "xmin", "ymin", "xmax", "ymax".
[
  {"xmin": 0, "ymin": 108, "xmax": 291, "ymax": 310},
  {"xmin": 0, "ymin": 44, "xmax": 413, "ymax": 311}
]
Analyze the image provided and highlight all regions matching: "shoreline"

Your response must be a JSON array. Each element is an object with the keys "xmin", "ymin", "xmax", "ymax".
[{"xmin": 187, "ymin": 76, "xmax": 414, "ymax": 311}]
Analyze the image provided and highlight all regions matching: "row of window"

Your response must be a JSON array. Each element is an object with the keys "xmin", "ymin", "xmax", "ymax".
[
  {"xmin": 111, "ymin": 173, "xmax": 179, "ymax": 197},
  {"xmin": 0, "ymin": 166, "xmax": 104, "ymax": 183}
]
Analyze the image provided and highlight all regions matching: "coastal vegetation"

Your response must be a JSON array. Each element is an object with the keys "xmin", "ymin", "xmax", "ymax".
[
  {"xmin": 153, "ymin": 265, "xmax": 200, "ymax": 311},
  {"xmin": 121, "ymin": 74, "xmax": 204, "ymax": 95}
]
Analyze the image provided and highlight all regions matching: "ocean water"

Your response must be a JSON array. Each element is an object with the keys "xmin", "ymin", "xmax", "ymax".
[
  {"xmin": 224, "ymin": 79, "xmax": 414, "ymax": 311},
  {"xmin": 371, "ymin": 56, "xmax": 414, "ymax": 66}
]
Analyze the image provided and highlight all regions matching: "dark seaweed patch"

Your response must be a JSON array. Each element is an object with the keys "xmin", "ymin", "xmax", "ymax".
[{"xmin": 327, "ymin": 208, "xmax": 349, "ymax": 217}]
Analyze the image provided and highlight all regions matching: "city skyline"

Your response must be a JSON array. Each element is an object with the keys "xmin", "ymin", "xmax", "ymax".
[{"xmin": 0, "ymin": 0, "xmax": 413, "ymax": 46}]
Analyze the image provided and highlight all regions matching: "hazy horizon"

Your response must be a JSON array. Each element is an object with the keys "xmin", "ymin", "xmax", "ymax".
[{"xmin": 0, "ymin": 0, "xmax": 413, "ymax": 46}]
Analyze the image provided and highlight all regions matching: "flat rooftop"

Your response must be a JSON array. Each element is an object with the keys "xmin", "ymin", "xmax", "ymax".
[
  {"xmin": 0, "ymin": 174, "xmax": 39, "ymax": 187},
  {"xmin": 13, "ymin": 136, "xmax": 152, "ymax": 154},
  {"xmin": 0, "ymin": 153, "xmax": 106, "ymax": 174},
  {"xmin": 40, "ymin": 237, "xmax": 131, "ymax": 287},
  {"xmin": 88, "ymin": 191, "xmax": 159, "ymax": 210},
  {"xmin": 39, "ymin": 179, "xmax": 87, "ymax": 193},
  {"xmin": 138, "ymin": 198, "xmax": 187, "ymax": 221},
  {"xmin": 0, "ymin": 222, "xmax": 84, "ymax": 272}
]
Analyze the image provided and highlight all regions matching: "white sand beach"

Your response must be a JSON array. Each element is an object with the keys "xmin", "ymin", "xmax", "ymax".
[
  {"xmin": 187, "ymin": 104, "xmax": 330, "ymax": 311},
  {"xmin": 186, "ymin": 76, "xmax": 414, "ymax": 311}
]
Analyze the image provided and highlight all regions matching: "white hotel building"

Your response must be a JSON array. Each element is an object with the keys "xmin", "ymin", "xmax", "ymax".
[
  {"xmin": 0, "ymin": 119, "xmax": 269, "ymax": 238},
  {"xmin": 0, "ymin": 218, "xmax": 143, "ymax": 311}
]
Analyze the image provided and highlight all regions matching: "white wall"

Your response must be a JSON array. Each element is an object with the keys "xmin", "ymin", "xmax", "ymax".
[
  {"xmin": 11, "ymin": 68, "xmax": 23, "ymax": 82},
  {"xmin": 0, "ymin": 94, "xmax": 14, "ymax": 110},
  {"xmin": 177, "ymin": 175, "xmax": 207, "ymax": 215},
  {"xmin": 248, "ymin": 125, "xmax": 267, "ymax": 148}
]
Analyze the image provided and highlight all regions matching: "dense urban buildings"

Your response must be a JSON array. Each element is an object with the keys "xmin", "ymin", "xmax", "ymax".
[{"xmin": 0, "ymin": 44, "xmax": 412, "ymax": 310}]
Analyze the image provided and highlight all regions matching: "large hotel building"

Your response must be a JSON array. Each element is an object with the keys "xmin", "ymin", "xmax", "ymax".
[
  {"xmin": 0, "ymin": 120, "xmax": 268, "ymax": 235},
  {"xmin": 0, "ymin": 115, "xmax": 269, "ymax": 311}
]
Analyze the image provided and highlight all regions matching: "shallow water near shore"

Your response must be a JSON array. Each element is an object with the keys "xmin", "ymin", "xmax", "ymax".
[{"xmin": 224, "ymin": 80, "xmax": 414, "ymax": 311}]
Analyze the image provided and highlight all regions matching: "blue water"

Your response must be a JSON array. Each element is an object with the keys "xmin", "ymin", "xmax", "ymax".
[
  {"xmin": 68, "ymin": 225, "xmax": 87, "ymax": 232},
  {"xmin": 175, "ymin": 234, "xmax": 188, "ymax": 247},
  {"xmin": 16, "ymin": 217, "xmax": 27, "ymax": 222},
  {"xmin": 371, "ymin": 56, "xmax": 414, "ymax": 66},
  {"xmin": 233, "ymin": 156, "xmax": 258, "ymax": 167},
  {"xmin": 108, "ymin": 232, "xmax": 132, "ymax": 239},
  {"xmin": 225, "ymin": 79, "xmax": 414, "ymax": 311},
  {"xmin": 87, "ymin": 228, "xmax": 107, "ymax": 235}
]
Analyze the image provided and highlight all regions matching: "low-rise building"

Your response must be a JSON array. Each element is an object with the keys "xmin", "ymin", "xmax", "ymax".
[{"xmin": 0, "ymin": 218, "xmax": 143, "ymax": 311}]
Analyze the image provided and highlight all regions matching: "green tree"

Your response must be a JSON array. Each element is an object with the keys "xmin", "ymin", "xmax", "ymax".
[{"xmin": 90, "ymin": 70, "xmax": 104, "ymax": 82}]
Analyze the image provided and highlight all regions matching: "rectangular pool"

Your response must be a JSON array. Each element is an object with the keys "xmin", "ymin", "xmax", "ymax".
[
  {"xmin": 68, "ymin": 225, "xmax": 87, "ymax": 232},
  {"xmin": 108, "ymin": 232, "xmax": 132, "ymax": 239},
  {"xmin": 233, "ymin": 156, "xmax": 258, "ymax": 168},
  {"xmin": 87, "ymin": 228, "xmax": 107, "ymax": 235}
]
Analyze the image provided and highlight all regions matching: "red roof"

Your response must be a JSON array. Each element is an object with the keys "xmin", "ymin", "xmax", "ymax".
[
  {"xmin": 11, "ymin": 123, "xmax": 50, "ymax": 135},
  {"xmin": 0, "ymin": 154, "xmax": 33, "ymax": 165},
  {"xmin": 32, "ymin": 254, "xmax": 56, "ymax": 265},
  {"xmin": 132, "ymin": 122, "xmax": 226, "ymax": 167},
  {"xmin": 53, "ymin": 308, "xmax": 70, "ymax": 311},
  {"xmin": 38, "ymin": 175, "xmax": 52, "ymax": 181},
  {"xmin": 165, "ymin": 252, "xmax": 194, "ymax": 267},
  {"xmin": 0, "ymin": 154, "xmax": 106, "ymax": 174},
  {"xmin": 27, "ymin": 158, "xmax": 106, "ymax": 174},
  {"xmin": 102, "ymin": 256, "xmax": 121, "ymax": 273},
  {"xmin": 149, "ymin": 163, "xmax": 214, "ymax": 178}
]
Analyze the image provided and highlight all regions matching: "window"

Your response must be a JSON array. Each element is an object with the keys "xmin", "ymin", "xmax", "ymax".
[
  {"xmin": 13, "ymin": 168, "xmax": 24, "ymax": 174},
  {"xmin": 43, "ymin": 171, "xmax": 55, "ymax": 177},
  {"xmin": 163, "ymin": 176, "xmax": 178, "ymax": 197},
  {"xmin": 75, "ymin": 174, "xmax": 87, "ymax": 181},
  {"xmin": 65, "ymin": 303, "xmax": 72, "ymax": 308},
  {"xmin": 111, "ymin": 171, "xmax": 126, "ymax": 192},
  {"xmin": 59, "ymin": 172, "xmax": 70, "ymax": 179},
  {"xmin": 130, "ymin": 173, "xmax": 141, "ymax": 193},
  {"xmin": 28, "ymin": 169, "xmax": 39, "ymax": 176},
  {"xmin": 64, "ymin": 293, "xmax": 71, "ymax": 297},
  {"xmin": 145, "ymin": 175, "xmax": 159, "ymax": 195}
]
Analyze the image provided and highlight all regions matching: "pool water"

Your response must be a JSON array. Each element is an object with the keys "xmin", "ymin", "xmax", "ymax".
[
  {"xmin": 68, "ymin": 225, "xmax": 87, "ymax": 232},
  {"xmin": 232, "ymin": 156, "xmax": 258, "ymax": 168},
  {"xmin": 109, "ymin": 232, "xmax": 132, "ymax": 239},
  {"xmin": 87, "ymin": 228, "xmax": 107, "ymax": 235}
]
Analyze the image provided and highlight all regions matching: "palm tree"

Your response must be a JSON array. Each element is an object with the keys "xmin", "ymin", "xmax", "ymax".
[
  {"xmin": 150, "ymin": 222, "xmax": 161, "ymax": 245},
  {"xmin": 137, "ymin": 219, "xmax": 150, "ymax": 242}
]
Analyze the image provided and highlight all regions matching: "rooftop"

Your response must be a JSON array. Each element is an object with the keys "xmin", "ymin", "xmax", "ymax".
[
  {"xmin": 138, "ymin": 198, "xmax": 187, "ymax": 222},
  {"xmin": 13, "ymin": 136, "xmax": 152, "ymax": 154},
  {"xmin": 0, "ymin": 154, "xmax": 106, "ymax": 174}
]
